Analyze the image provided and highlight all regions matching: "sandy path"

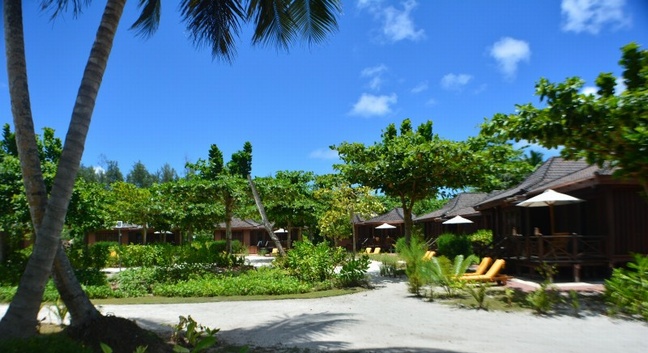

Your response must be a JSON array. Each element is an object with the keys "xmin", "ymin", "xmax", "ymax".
[{"xmin": 2, "ymin": 261, "xmax": 646, "ymax": 352}]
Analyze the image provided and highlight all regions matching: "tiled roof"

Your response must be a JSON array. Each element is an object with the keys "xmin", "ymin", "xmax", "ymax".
[
  {"xmin": 476, "ymin": 157, "xmax": 601, "ymax": 209},
  {"xmin": 215, "ymin": 218, "xmax": 264, "ymax": 229},
  {"xmin": 414, "ymin": 192, "xmax": 489, "ymax": 221},
  {"xmin": 363, "ymin": 208, "xmax": 411, "ymax": 224}
]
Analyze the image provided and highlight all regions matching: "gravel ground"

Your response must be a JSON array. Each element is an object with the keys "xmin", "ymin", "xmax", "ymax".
[{"xmin": 2, "ymin": 260, "xmax": 645, "ymax": 352}]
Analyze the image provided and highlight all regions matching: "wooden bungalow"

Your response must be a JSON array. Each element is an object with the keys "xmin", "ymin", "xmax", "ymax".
[
  {"xmin": 354, "ymin": 208, "xmax": 411, "ymax": 252},
  {"xmin": 213, "ymin": 218, "xmax": 304, "ymax": 253},
  {"xmin": 214, "ymin": 218, "xmax": 266, "ymax": 254},
  {"xmin": 414, "ymin": 192, "xmax": 491, "ymax": 241},
  {"xmin": 475, "ymin": 157, "xmax": 648, "ymax": 281},
  {"xmin": 86, "ymin": 223, "xmax": 179, "ymax": 245}
]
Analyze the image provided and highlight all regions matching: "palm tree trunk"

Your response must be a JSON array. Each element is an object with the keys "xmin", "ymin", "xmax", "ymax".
[
  {"xmin": 247, "ymin": 175, "xmax": 285, "ymax": 256},
  {"xmin": 0, "ymin": 0, "xmax": 126, "ymax": 338}
]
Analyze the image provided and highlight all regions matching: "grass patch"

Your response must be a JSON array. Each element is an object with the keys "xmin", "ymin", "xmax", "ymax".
[{"xmin": 91, "ymin": 287, "xmax": 366, "ymax": 305}]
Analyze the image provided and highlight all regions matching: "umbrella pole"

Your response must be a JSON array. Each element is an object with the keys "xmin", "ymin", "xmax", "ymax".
[{"xmin": 549, "ymin": 204, "xmax": 555, "ymax": 235}]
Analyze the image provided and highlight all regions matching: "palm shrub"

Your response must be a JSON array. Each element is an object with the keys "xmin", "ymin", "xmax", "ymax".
[
  {"xmin": 605, "ymin": 253, "xmax": 648, "ymax": 320},
  {"xmin": 425, "ymin": 254, "xmax": 478, "ymax": 298},
  {"xmin": 395, "ymin": 236, "xmax": 429, "ymax": 296},
  {"xmin": 274, "ymin": 240, "xmax": 346, "ymax": 285},
  {"xmin": 436, "ymin": 233, "xmax": 473, "ymax": 259},
  {"xmin": 338, "ymin": 255, "xmax": 371, "ymax": 287}
]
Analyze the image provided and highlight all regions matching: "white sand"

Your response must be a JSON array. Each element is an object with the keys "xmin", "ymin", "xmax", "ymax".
[{"xmin": 2, "ymin": 260, "xmax": 646, "ymax": 352}]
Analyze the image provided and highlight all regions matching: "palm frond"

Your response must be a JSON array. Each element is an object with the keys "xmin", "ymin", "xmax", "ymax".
[
  {"xmin": 247, "ymin": 0, "xmax": 341, "ymax": 49},
  {"xmin": 289, "ymin": 0, "xmax": 341, "ymax": 45},
  {"xmin": 40, "ymin": 0, "xmax": 90, "ymax": 19},
  {"xmin": 130, "ymin": 0, "xmax": 162, "ymax": 38},
  {"xmin": 180, "ymin": 0, "xmax": 245, "ymax": 62}
]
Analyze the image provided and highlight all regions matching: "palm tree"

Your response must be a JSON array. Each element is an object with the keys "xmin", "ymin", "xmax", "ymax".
[{"xmin": 0, "ymin": 0, "xmax": 342, "ymax": 340}]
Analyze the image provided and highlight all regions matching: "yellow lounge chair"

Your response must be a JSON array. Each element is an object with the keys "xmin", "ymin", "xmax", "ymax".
[
  {"xmin": 423, "ymin": 250, "xmax": 436, "ymax": 260},
  {"xmin": 460, "ymin": 259, "xmax": 509, "ymax": 285},
  {"xmin": 462, "ymin": 257, "xmax": 492, "ymax": 276},
  {"xmin": 271, "ymin": 248, "xmax": 279, "ymax": 255},
  {"xmin": 372, "ymin": 247, "xmax": 381, "ymax": 254},
  {"xmin": 365, "ymin": 247, "xmax": 373, "ymax": 254}
]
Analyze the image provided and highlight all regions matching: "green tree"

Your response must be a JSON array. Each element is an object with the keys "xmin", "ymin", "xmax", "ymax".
[
  {"xmin": 187, "ymin": 142, "xmax": 253, "ymax": 253},
  {"xmin": 334, "ymin": 119, "xmax": 478, "ymax": 243},
  {"xmin": 106, "ymin": 182, "xmax": 153, "ymax": 244},
  {"xmin": 156, "ymin": 163, "xmax": 179, "ymax": 183},
  {"xmin": 255, "ymin": 170, "xmax": 320, "ymax": 244},
  {"xmin": 1, "ymin": 0, "xmax": 342, "ymax": 340},
  {"xmin": 314, "ymin": 174, "xmax": 384, "ymax": 252},
  {"xmin": 126, "ymin": 160, "xmax": 156, "ymax": 188},
  {"xmin": 481, "ymin": 42, "xmax": 648, "ymax": 194}
]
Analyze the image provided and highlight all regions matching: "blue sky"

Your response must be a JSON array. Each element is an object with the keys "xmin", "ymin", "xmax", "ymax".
[{"xmin": 1, "ymin": 0, "xmax": 647, "ymax": 178}]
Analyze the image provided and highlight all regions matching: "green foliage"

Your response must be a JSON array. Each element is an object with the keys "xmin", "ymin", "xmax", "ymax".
[
  {"xmin": 0, "ymin": 246, "xmax": 31, "ymax": 286},
  {"xmin": 152, "ymin": 267, "xmax": 312, "ymax": 297},
  {"xmin": 395, "ymin": 236, "xmax": 429, "ymax": 295},
  {"xmin": 337, "ymin": 255, "xmax": 370, "ymax": 287},
  {"xmin": 0, "ymin": 333, "xmax": 92, "ymax": 353},
  {"xmin": 464, "ymin": 281, "xmax": 489, "ymax": 310},
  {"xmin": 426, "ymin": 254, "xmax": 478, "ymax": 297},
  {"xmin": 481, "ymin": 42, "xmax": 648, "ymax": 193},
  {"xmin": 274, "ymin": 240, "xmax": 346, "ymax": 284},
  {"xmin": 469, "ymin": 229, "xmax": 493, "ymax": 247},
  {"xmin": 526, "ymin": 264, "xmax": 561, "ymax": 314},
  {"xmin": 604, "ymin": 253, "xmax": 648, "ymax": 320},
  {"xmin": 171, "ymin": 315, "xmax": 219, "ymax": 353},
  {"xmin": 436, "ymin": 233, "xmax": 473, "ymax": 259}
]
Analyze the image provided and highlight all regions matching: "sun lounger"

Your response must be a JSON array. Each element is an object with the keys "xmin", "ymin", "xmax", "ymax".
[
  {"xmin": 460, "ymin": 259, "xmax": 510, "ymax": 285},
  {"xmin": 372, "ymin": 247, "xmax": 381, "ymax": 254},
  {"xmin": 462, "ymin": 257, "xmax": 492, "ymax": 276},
  {"xmin": 423, "ymin": 250, "xmax": 436, "ymax": 260},
  {"xmin": 365, "ymin": 247, "xmax": 373, "ymax": 254},
  {"xmin": 271, "ymin": 248, "xmax": 279, "ymax": 255}
]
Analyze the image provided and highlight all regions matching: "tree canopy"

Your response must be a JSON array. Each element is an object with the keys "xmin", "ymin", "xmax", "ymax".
[{"xmin": 481, "ymin": 42, "xmax": 648, "ymax": 194}]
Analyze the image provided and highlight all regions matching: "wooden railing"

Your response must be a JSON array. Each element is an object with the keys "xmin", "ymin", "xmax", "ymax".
[{"xmin": 502, "ymin": 234, "xmax": 606, "ymax": 263}]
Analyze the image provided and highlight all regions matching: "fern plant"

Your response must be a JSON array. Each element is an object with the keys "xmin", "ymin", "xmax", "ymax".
[
  {"xmin": 425, "ymin": 254, "xmax": 478, "ymax": 297},
  {"xmin": 395, "ymin": 236, "xmax": 429, "ymax": 296},
  {"xmin": 604, "ymin": 253, "xmax": 648, "ymax": 320}
]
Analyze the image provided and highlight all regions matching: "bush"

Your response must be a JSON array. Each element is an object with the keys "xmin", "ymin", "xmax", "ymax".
[
  {"xmin": 436, "ymin": 233, "xmax": 473, "ymax": 259},
  {"xmin": 152, "ymin": 267, "xmax": 312, "ymax": 297},
  {"xmin": 338, "ymin": 255, "xmax": 371, "ymax": 287},
  {"xmin": 426, "ymin": 254, "xmax": 477, "ymax": 297},
  {"xmin": 67, "ymin": 241, "xmax": 114, "ymax": 270},
  {"xmin": 605, "ymin": 253, "xmax": 648, "ymax": 320},
  {"xmin": 0, "ymin": 247, "xmax": 31, "ymax": 286},
  {"xmin": 275, "ymin": 240, "xmax": 346, "ymax": 284},
  {"xmin": 395, "ymin": 236, "xmax": 429, "ymax": 296}
]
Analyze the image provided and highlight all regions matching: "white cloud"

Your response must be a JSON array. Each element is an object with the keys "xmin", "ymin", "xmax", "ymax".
[
  {"xmin": 382, "ymin": 0, "xmax": 425, "ymax": 42},
  {"xmin": 615, "ymin": 76, "xmax": 626, "ymax": 94},
  {"xmin": 440, "ymin": 73, "xmax": 473, "ymax": 91},
  {"xmin": 581, "ymin": 86, "xmax": 598, "ymax": 95},
  {"xmin": 425, "ymin": 97, "xmax": 437, "ymax": 106},
  {"xmin": 358, "ymin": 0, "xmax": 424, "ymax": 43},
  {"xmin": 361, "ymin": 64, "xmax": 388, "ymax": 90},
  {"xmin": 410, "ymin": 81, "xmax": 428, "ymax": 94},
  {"xmin": 490, "ymin": 37, "xmax": 531, "ymax": 79},
  {"xmin": 93, "ymin": 166, "xmax": 105, "ymax": 174},
  {"xmin": 561, "ymin": 0, "xmax": 630, "ymax": 34},
  {"xmin": 309, "ymin": 148, "xmax": 339, "ymax": 160},
  {"xmin": 350, "ymin": 93, "xmax": 398, "ymax": 117}
]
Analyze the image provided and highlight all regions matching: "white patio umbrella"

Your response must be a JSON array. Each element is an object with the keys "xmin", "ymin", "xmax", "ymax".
[
  {"xmin": 375, "ymin": 223, "xmax": 397, "ymax": 229},
  {"xmin": 516, "ymin": 189, "xmax": 584, "ymax": 234},
  {"xmin": 273, "ymin": 228, "xmax": 288, "ymax": 233},
  {"xmin": 442, "ymin": 215, "xmax": 473, "ymax": 224}
]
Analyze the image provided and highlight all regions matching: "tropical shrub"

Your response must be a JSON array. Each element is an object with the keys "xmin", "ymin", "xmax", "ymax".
[
  {"xmin": 425, "ymin": 254, "xmax": 477, "ymax": 297},
  {"xmin": 338, "ymin": 255, "xmax": 371, "ymax": 287},
  {"xmin": 436, "ymin": 233, "xmax": 473, "ymax": 259},
  {"xmin": 395, "ymin": 236, "xmax": 429, "ymax": 296},
  {"xmin": 0, "ymin": 333, "xmax": 92, "ymax": 353},
  {"xmin": 605, "ymin": 253, "xmax": 648, "ymax": 320},
  {"xmin": 274, "ymin": 240, "xmax": 346, "ymax": 284},
  {"xmin": 0, "ymin": 246, "xmax": 31, "ymax": 286}
]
